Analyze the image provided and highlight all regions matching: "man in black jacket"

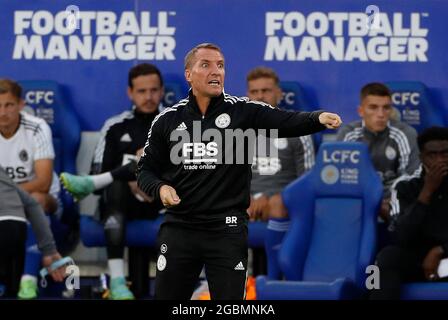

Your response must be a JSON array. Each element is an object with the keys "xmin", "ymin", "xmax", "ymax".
[
  {"xmin": 137, "ymin": 43, "xmax": 342, "ymax": 300},
  {"xmin": 63, "ymin": 63, "xmax": 164, "ymax": 300},
  {"xmin": 371, "ymin": 126, "xmax": 448, "ymax": 300}
]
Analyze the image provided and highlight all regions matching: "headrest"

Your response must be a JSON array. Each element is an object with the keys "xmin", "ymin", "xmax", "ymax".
[
  {"xmin": 386, "ymin": 81, "xmax": 445, "ymax": 132},
  {"xmin": 278, "ymin": 81, "xmax": 311, "ymax": 112},
  {"xmin": 162, "ymin": 74, "xmax": 189, "ymax": 107},
  {"xmin": 302, "ymin": 141, "xmax": 381, "ymax": 197},
  {"xmin": 19, "ymin": 80, "xmax": 80, "ymax": 174},
  {"xmin": 18, "ymin": 80, "xmax": 80, "ymax": 138}
]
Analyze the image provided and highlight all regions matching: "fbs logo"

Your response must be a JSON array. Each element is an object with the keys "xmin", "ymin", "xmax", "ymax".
[{"xmin": 182, "ymin": 142, "xmax": 218, "ymax": 162}]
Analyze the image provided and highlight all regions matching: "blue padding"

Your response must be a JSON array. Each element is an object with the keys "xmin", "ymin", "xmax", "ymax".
[
  {"xmin": 163, "ymin": 73, "xmax": 189, "ymax": 108},
  {"xmin": 248, "ymin": 221, "xmax": 267, "ymax": 248},
  {"xmin": 280, "ymin": 142, "xmax": 382, "ymax": 286},
  {"xmin": 256, "ymin": 276, "xmax": 359, "ymax": 300},
  {"xmin": 278, "ymin": 81, "xmax": 311, "ymax": 112},
  {"xmin": 401, "ymin": 282, "xmax": 448, "ymax": 300},
  {"xmin": 257, "ymin": 142, "xmax": 382, "ymax": 299},
  {"xmin": 303, "ymin": 198, "xmax": 362, "ymax": 282},
  {"xmin": 279, "ymin": 81, "xmax": 323, "ymax": 146},
  {"xmin": 18, "ymin": 80, "xmax": 81, "ymax": 175},
  {"xmin": 81, "ymin": 215, "xmax": 266, "ymax": 248},
  {"xmin": 386, "ymin": 81, "xmax": 446, "ymax": 133},
  {"xmin": 81, "ymin": 215, "xmax": 163, "ymax": 247}
]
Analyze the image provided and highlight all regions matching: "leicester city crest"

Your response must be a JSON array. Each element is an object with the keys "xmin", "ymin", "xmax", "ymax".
[{"xmin": 19, "ymin": 149, "xmax": 28, "ymax": 162}]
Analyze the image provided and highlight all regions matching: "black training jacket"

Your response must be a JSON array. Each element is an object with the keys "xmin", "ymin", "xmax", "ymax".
[
  {"xmin": 137, "ymin": 91, "xmax": 326, "ymax": 226},
  {"xmin": 93, "ymin": 108, "xmax": 160, "ymax": 174},
  {"xmin": 390, "ymin": 166, "xmax": 448, "ymax": 256}
]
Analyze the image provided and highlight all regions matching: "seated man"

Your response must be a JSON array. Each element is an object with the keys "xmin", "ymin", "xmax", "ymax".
[
  {"xmin": 370, "ymin": 126, "xmax": 448, "ymax": 300},
  {"xmin": 0, "ymin": 166, "xmax": 65, "ymax": 297},
  {"xmin": 0, "ymin": 79, "xmax": 62, "ymax": 298},
  {"xmin": 246, "ymin": 67, "xmax": 315, "ymax": 279},
  {"xmin": 61, "ymin": 63, "xmax": 164, "ymax": 300},
  {"xmin": 336, "ymin": 83, "xmax": 420, "ymax": 223}
]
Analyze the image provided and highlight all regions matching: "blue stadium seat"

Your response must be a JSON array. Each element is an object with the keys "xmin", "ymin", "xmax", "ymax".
[
  {"xmin": 386, "ymin": 81, "xmax": 447, "ymax": 133},
  {"xmin": 19, "ymin": 80, "xmax": 81, "ymax": 252},
  {"xmin": 401, "ymin": 283, "xmax": 448, "ymax": 300},
  {"xmin": 278, "ymin": 81, "xmax": 311, "ymax": 113},
  {"xmin": 162, "ymin": 73, "xmax": 189, "ymax": 108},
  {"xmin": 19, "ymin": 80, "xmax": 81, "ymax": 177},
  {"xmin": 248, "ymin": 221, "xmax": 267, "ymax": 248},
  {"xmin": 81, "ymin": 215, "xmax": 163, "ymax": 247},
  {"xmin": 256, "ymin": 142, "xmax": 383, "ymax": 299},
  {"xmin": 279, "ymin": 81, "xmax": 324, "ymax": 147}
]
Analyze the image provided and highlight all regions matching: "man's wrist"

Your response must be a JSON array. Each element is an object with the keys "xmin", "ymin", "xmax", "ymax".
[
  {"xmin": 432, "ymin": 245, "xmax": 444, "ymax": 257},
  {"xmin": 418, "ymin": 189, "xmax": 432, "ymax": 204}
]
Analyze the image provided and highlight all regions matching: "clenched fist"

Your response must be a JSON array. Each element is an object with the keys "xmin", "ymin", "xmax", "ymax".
[
  {"xmin": 318, "ymin": 112, "xmax": 342, "ymax": 129},
  {"xmin": 159, "ymin": 185, "xmax": 181, "ymax": 208}
]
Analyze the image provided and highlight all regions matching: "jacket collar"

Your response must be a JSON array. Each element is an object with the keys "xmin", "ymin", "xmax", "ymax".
[
  {"xmin": 361, "ymin": 120, "xmax": 390, "ymax": 138},
  {"xmin": 187, "ymin": 89, "xmax": 225, "ymax": 117}
]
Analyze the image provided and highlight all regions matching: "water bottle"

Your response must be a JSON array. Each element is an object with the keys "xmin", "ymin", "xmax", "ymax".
[{"xmin": 100, "ymin": 273, "xmax": 108, "ymax": 291}]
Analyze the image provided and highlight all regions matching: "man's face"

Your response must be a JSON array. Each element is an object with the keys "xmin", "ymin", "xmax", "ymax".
[
  {"xmin": 185, "ymin": 48, "xmax": 225, "ymax": 99},
  {"xmin": 127, "ymin": 74, "xmax": 164, "ymax": 113},
  {"xmin": 247, "ymin": 77, "xmax": 282, "ymax": 108},
  {"xmin": 0, "ymin": 92, "xmax": 23, "ymax": 132},
  {"xmin": 421, "ymin": 140, "xmax": 448, "ymax": 169},
  {"xmin": 358, "ymin": 95, "xmax": 392, "ymax": 132}
]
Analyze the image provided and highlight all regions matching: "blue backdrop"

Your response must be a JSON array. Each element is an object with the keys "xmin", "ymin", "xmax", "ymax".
[{"xmin": 1, "ymin": 0, "xmax": 447, "ymax": 131}]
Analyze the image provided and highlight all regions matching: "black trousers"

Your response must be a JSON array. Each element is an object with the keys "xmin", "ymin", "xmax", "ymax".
[
  {"xmin": 100, "ymin": 181, "xmax": 159, "ymax": 298},
  {"xmin": 370, "ymin": 245, "xmax": 428, "ymax": 300},
  {"xmin": 110, "ymin": 161, "xmax": 137, "ymax": 182},
  {"xmin": 0, "ymin": 220, "xmax": 27, "ymax": 297},
  {"xmin": 155, "ymin": 223, "xmax": 248, "ymax": 300},
  {"xmin": 100, "ymin": 181, "xmax": 160, "ymax": 258}
]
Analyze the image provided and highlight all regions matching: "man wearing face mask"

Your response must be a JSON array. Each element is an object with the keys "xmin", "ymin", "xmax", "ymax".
[{"xmin": 371, "ymin": 126, "xmax": 448, "ymax": 300}]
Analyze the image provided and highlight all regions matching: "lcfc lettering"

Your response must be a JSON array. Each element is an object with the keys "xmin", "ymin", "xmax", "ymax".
[{"xmin": 323, "ymin": 150, "xmax": 360, "ymax": 164}]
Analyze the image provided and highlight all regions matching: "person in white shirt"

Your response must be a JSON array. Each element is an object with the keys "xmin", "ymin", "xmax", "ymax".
[{"xmin": 0, "ymin": 79, "xmax": 61, "ymax": 299}]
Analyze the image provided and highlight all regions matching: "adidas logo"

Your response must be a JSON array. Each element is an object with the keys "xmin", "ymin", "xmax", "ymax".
[
  {"xmin": 234, "ymin": 261, "xmax": 245, "ymax": 271},
  {"xmin": 176, "ymin": 122, "xmax": 187, "ymax": 130},
  {"xmin": 104, "ymin": 216, "xmax": 120, "ymax": 229},
  {"xmin": 120, "ymin": 133, "xmax": 132, "ymax": 142}
]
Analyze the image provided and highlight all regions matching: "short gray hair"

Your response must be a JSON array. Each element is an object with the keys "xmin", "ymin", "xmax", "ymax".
[{"xmin": 184, "ymin": 43, "xmax": 224, "ymax": 70}]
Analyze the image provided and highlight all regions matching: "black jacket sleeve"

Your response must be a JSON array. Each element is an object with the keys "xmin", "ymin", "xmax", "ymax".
[
  {"xmin": 243, "ymin": 101, "xmax": 327, "ymax": 137},
  {"xmin": 101, "ymin": 127, "xmax": 120, "ymax": 173},
  {"xmin": 393, "ymin": 181, "xmax": 429, "ymax": 246},
  {"xmin": 137, "ymin": 117, "xmax": 170, "ymax": 203}
]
